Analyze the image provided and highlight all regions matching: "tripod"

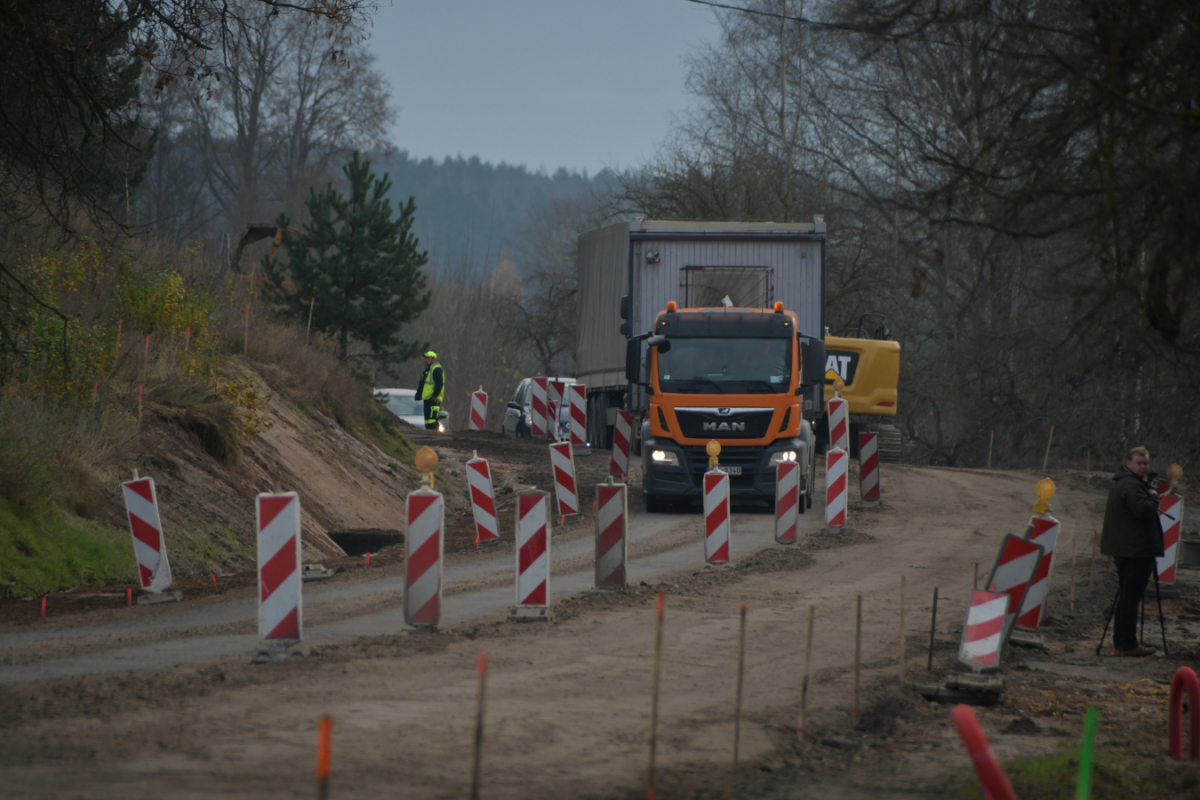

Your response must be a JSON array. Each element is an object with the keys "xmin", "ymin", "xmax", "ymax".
[{"xmin": 1094, "ymin": 561, "xmax": 1168, "ymax": 656}]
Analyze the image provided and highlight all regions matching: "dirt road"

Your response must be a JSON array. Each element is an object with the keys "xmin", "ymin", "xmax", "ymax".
[{"xmin": 4, "ymin": 452, "xmax": 1200, "ymax": 799}]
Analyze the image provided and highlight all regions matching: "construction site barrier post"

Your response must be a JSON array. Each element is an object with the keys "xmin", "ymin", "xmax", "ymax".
[
  {"xmin": 611, "ymin": 410, "xmax": 632, "ymax": 479},
  {"xmin": 704, "ymin": 469, "xmax": 731, "ymax": 564},
  {"xmin": 121, "ymin": 473, "xmax": 181, "ymax": 603},
  {"xmin": 256, "ymin": 490, "xmax": 303, "ymax": 643},
  {"xmin": 550, "ymin": 441, "xmax": 579, "ymax": 520},
  {"xmin": 404, "ymin": 486, "xmax": 445, "ymax": 628},
  {"xmin": 1169, "ymin": 667, "xmax": 1200, "ymax": 761},
  {"xmin": 985, "ymin": 533, "xmax": 1044, "ymax": 651},
  {"xmin": 827, "ymin": 393, "xmax": 848, "ymax": 451},
  {"xmin": 547, "ymin": 380, "xmax": 565, "ymax": 440},
  {"xmin": 1016, "ymin": 511, "xmax": 1061, "ymax": 631},
  {"xmin": 511, "ymin": 490, "xmax": 552, "ymax": 621},
  {"xmin": 825, "ymin": 447, "xmax": 848, "ymax": 527},
  {"xmin": 859, "ymin": 431, "xmax": 880, "ymax": 503},
  {"xmin": 957, "ymin": 589, "xmax": 1008, "ymax": 669},
  {"xmin": 469, "ymin": 388, "xmax": 488, "ymax": 432},
  {"xmin": 1159, "ymin": 494, "xmax": 1184, "ymax": 584},
  {"xmin": 595, "ymin": 478, "xmax": 628, "ymax": 589},
  {"xmin": 467, "ymin": 452, "xmax": 500, "ymax": 549},
  {"xmin": 568, "ymin": 383, "xmax": 588, "ymax": 451},
  {"xmin": 531, "ymin": 377, "xmax": 548, "ymax": 438},
  {"xmin": 774, "ymin": 461, "xmax": 799, "ymax": 545}
]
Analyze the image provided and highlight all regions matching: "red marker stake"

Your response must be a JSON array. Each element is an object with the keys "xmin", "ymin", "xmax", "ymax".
[
  {"xmin": 365, "ymin": 552, "xmax": 371, "ymax": 567},
  {"xmin": 316, "ymin": 715, "xmax": 332, "ymax": 800},
  {"xmin": 40, "ymin": 597, "xmax": 46, "ymax": 619},
  {"xmin": 471, "ymin": 653, "xmax": 488, "ymax": 800},
  {"xmin": 210, "ymin": 572, "xmax": 218, "ymax": 594},
  {"xmin": 127, "ymin": 588, "xmax": 133, "ymax": 606}
]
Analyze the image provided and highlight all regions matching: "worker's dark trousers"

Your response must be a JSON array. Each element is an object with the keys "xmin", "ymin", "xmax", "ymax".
[
  {"xmin": 1113, "ymin": 556, "xmax": 1155, "ymax": 650},
  {"xmin": 423, "ymin": 399, "xmax": 439, "ymax": 430}
]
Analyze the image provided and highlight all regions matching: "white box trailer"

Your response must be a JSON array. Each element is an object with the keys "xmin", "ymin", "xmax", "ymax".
[{"xmin": 576, "ymin": 217, "xmax": 827, "ymax": 447}]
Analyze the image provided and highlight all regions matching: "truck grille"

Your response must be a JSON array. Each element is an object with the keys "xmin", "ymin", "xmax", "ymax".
[
  {"xmin": 675, "ymin": 408, "xmax": 774, "ymax": 439},
  {"xmin": 681, "ymin": 445, "xmax": 766, "ymax": 488}
]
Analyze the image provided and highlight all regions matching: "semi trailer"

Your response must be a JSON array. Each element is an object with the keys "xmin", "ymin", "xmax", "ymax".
[{"xmin": 576, "ymin": 217, "xmax": 898, "ymax": 510}]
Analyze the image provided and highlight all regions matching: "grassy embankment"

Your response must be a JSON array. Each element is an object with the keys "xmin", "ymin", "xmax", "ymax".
[{"xmin": 0, "ymin": 238, "xmax": 414, "ymax": 597}]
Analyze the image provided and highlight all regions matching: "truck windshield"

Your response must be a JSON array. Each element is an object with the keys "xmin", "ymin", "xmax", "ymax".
[{"xmin": 657, "ymin": 338, "xmax": 792, "ymax": 394}]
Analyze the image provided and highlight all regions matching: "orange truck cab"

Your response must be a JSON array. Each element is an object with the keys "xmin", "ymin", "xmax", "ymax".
[{"xmin": 637, "ymin": 301, "xmax": 817, "ymax": 512}]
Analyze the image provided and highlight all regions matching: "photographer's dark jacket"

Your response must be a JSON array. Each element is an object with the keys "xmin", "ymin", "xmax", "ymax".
[{"xmin": 1100, "ymin": 468, "xmax": 1164, "ymax": 559}]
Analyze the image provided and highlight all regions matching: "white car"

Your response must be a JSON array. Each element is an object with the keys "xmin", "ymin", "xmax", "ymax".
[
  {"xmin": 375, "ymin": 388, "xmax": 448, "ymax": 432},
  {"xmin": 502, "ymin": 377, "xmax": 575, "ymax": 438}
]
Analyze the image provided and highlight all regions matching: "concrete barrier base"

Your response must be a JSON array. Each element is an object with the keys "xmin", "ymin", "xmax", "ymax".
[
  {"xmin": 1008, "ymin": 628, "xmax": 1045, "ymax": 649},
  {"xmin": 509, "ymin": 606, "xmax": 553, "ymax": 623},
  {"xmin": 251, "ymin": 644, "xmax": 310, "ymax": 664}
]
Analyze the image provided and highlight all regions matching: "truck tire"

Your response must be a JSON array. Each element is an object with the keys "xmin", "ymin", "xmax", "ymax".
[{"xmin": 644, "ymin": 493, "xmax": 667, "ymax": 513}]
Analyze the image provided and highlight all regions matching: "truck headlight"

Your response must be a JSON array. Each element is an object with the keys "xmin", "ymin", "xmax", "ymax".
[
  {"xmin": 651, "ymin": 449, "xmax": 679, "ymax": 466},
  {"xmin": 770, "ymin": 450, "xmax": 798, "ymax": 465}
]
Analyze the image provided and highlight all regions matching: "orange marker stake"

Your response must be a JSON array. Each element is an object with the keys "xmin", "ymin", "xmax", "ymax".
[
  {"xmin": 127, "ymin": 588, "xmax": 132, "ymax": 606},
  {"xmin": 316, "ymin": 715, "xmax": 332, "ymax": 800},
  {"xmin": 471, "ymin": 653, "xmax": 488, "ymax": 800},
  {"xmin": 40, "ymin": 597, "xmax": 46, "ymax": 619},
  {"xmin": 185, "ymin": 326, "xmax": 191, "ymax": 351},
  {"xmin": 365, "ymin": 552, "xmax": 371, "ymax": 567},
  {"xmin": 210, "ymin": 572, "xmax": 218, "ymax": 594},
  {"xmin": 647, "ymin": 591, "xmax": 665, "ymax": 800}
]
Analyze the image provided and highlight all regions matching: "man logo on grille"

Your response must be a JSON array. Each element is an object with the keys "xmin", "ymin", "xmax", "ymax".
[{"xmin": 704, "ymin": 422, "xmax": 746, "ymax": 432}]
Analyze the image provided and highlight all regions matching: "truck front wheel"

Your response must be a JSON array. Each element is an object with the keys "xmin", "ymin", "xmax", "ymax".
[{"xmin": 644, "ymin": 493, "xmax": 667, "ymax": 513}]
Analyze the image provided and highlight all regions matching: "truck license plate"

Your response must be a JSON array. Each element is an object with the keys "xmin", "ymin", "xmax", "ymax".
[{"xmin": 722, "ymin": 466, "xmax": 742, "ymax": 475}]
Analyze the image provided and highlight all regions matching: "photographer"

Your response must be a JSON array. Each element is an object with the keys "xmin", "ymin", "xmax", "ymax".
[{"xmin": 1099, "ymin": 446, "xmax": 1164, "ymax": 657}]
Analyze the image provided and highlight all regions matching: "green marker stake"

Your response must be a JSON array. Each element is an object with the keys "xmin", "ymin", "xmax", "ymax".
[{"xmin": 1078, "ymin": 706, "xmax": 1098, "ymax": 800}]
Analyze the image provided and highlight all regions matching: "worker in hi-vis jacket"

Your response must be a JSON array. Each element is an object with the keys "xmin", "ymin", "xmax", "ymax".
[{"xmin": 418, "ymin": 350, "xmax": 445, "ymax": 430}]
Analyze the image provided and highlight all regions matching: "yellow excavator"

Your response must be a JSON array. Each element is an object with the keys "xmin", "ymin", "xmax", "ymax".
[{"xmin": 823, "ymin": 313, "xmax": 901, "ymax": 461}]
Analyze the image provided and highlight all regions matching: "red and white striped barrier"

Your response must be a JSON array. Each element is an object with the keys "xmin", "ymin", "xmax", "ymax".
[
  {"xmin": 595, "ymin": 480, "xmax": 628, "ymax": 588},
  {"xmin": 859, "ymin": 431, "xmax": 880, "ymax": 502},
  {"xmin": 826, "ymin": 447, "xmax": 847, "ymax": 527},
  {"xmin": 1159, "ymin": 496, "xmax": 1184, "ymax": 584},
  {"xmin": 514, "ymin": 491, "xmax": 551, "ymax": 612},
  {"xmin": 958, "ymin": 589, "xmax": 1009, "ymax": 669},
  {"xmin": 256, "ymin": 491, "xmax": 302, "ymax": 642},
  {"xmin": 984, "ymin": 533, "xmax": 1044, "ymax": 648},
  {"xmin": 467, "ymin": 453, "xmax": 499, "ymax": 548},
  {"xmin": 704, "ymin": 470, "xmax": 731, "ymax": 564},
  {"xmin": 531, "ymin": 377, "xmax": 549, "ymax": 438},
  {"xmin": 405, "ymin": 487, "xmax": 444, "ymax": 627},
  {"xmin": 827, "ymin": 394, "xmax": 848, "ymax": 451},
  {"xmin": 611, "ymin": 410, "xmax": 632, "ymax": 478},
  {"xmin": 548, "ymin": 381, "xmax": 566, "ymax": 440},
  {"xmin": 121, "ymin": 476, "xmax": 174, "ymax": 592},
  {"xmin": 469, "ymin": 388, "xmax": 488, "ymax": 431},
  {"xmin": 568, "ymin": 383, "xmax": 587, "ymax": 448},
  {"xmin": 774, "ymin": 461, "xmax": 799, "ymax": 545},
  {"xmin": 550, "ymin": 441, "xmax": 579, "ymax": 519},
  {"xmin": 1016, "ymin": 513, "xmax": 1060, "ymax": 629}
]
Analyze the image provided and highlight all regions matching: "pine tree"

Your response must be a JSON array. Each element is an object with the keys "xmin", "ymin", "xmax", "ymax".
[{"xmin": 266, "ymin": 152, "xmax": 431, "ymax": 365}]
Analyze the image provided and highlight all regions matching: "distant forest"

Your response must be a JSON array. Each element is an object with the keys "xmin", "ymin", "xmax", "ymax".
[{"xmin": 372, "ymin": 151, "xmax": 617, "ymax": 272}]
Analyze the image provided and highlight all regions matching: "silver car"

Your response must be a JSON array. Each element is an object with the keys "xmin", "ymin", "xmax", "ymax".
[{"xmin": 502, "ymin": 377, "xmax": 574, "ymax": 438}]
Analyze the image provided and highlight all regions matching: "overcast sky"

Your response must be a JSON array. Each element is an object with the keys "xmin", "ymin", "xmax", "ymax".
[{"xmin": 365, "ymin": 0, "xmax": 724, "ymax": 176}]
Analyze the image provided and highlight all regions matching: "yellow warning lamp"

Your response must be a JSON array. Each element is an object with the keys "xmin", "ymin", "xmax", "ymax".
[
  {"xmin": 1168, "ymin": 463, "xmax": 1184, "ymax": 482},
  {"xmin": 1033, "ymin": 477, "xmax": 1056, "ymax": 514},
  {"xmin": 833, "ymin": 377, "xmax": 845, "ymax": 396},
  {"xmin": 706, "ymin": 439, "xmax": 722, "ymax": 471},
  {"xmin": 414, "ymin": 446, "xmax": 438, "ymax": 489}
]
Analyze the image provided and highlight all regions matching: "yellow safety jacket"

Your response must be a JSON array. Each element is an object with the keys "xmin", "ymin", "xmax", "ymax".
[{"xmin": 419, "ymin": 362, "xmax": 445, "ymax": 405}]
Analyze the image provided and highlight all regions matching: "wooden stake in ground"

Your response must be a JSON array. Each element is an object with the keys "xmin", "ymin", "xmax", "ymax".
[
  {"xmin": 306, "ymin": 297, "xmax": 316, "ymax": 346},
  {"xmin": 1070, "ymin": 529, "xmax": 1078, "ymax": 613},
  {"xmin": 798, "ymin": 605, "xmax": 814, "ymax": 738},
  {"xmin": 733, "ymin": 603, "xmax": 747, "ymax": 765},
  {"xmin": 471, "ymin": 653, "xmax": 488, "ymax": 800},
  {"xmin": 1090, "ymin": 529, "xmax": 1097, "ymax": 593},
  {"xmin": 1041, "ymin": 424, "xmax": 1055, "ymax": 473},
  {"xmin": 973, "ymin": 563, "xmax": 978, "ymax": 590},
  {"xmin": 987, "ymin": 430, "xmax": 994, "ymax": 469},
  {"xmin": 927, "ymin": 588, "xmax": 939, "ymax": 673},
  {"xmin": 316, "ymin": 715, "xmax": 331, "ymax": 800},
  {"xmin": 243, "ymin": 304, "xmax": 250, "ymax": 356},
  {"xmin": 899, "ymin": 577, "xmax": 906, "ymax": 680},
  {"xmin": 854, "ymin": 594, "xmax": 862, "ymax": 715},
  {"xmin": 647, "ymin": 591, "xmax": 665, "ymax": 800}
]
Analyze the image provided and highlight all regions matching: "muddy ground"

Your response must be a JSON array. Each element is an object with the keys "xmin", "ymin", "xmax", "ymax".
[{"xmin": 3, "ymin": 431, "xmax": 1200, "ymax": 799}]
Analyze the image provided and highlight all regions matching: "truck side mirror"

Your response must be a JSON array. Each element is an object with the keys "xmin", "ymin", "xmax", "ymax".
[
  {"xmin": 646, "ymin": 334, "xmax": 670, "ymax": 353},
  {"xmin": 625, "ymin": 338, "xmax": 641, "ymax": 383}
]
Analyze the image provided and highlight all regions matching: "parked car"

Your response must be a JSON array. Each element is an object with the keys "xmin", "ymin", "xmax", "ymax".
[
  {"xmin": 374, "ymin": 388, "xmax": 448, "ymax": 432},
  {"xmin": 502, "ymin": 377, "xmax": 575, "ymax": 438}
]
